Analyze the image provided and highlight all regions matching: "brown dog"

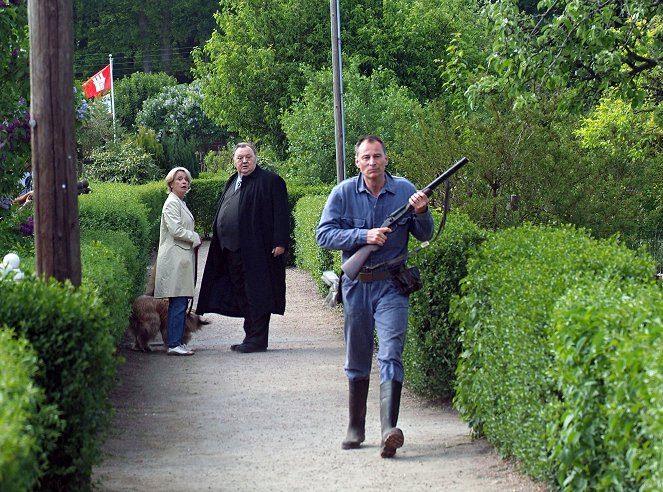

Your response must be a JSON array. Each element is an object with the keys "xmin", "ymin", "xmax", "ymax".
[{"xmin": 128, "ymin": 295, "xmax": 210, "ymax": 352}]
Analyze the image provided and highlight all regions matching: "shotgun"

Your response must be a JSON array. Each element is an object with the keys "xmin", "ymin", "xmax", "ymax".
[{"xmin": 341, "ymin": 157, "xmax": 469, "ymax": 280}]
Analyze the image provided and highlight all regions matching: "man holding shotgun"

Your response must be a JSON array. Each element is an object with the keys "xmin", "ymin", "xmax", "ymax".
[{"xmin": 316, "ymin": 135, "xmax": 434, "ymax": 458}]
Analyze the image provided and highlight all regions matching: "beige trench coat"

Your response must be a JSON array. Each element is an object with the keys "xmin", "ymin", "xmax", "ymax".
[{"xmin": 154, "ymin": 192, "xmax": 199, "ymax": 298}]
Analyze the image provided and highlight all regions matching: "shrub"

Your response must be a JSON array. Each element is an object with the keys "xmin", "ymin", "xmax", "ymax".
[
  {"xmin": 293, "ymin": 194, "xmax": 340, "ymax": 293},
  {"xmin": 84, "ymin": 141, "xmax": 162, "ymax": 184},
  {"xmin": 79, "ymin": 184, "xmax": 151, "ymax": 268},
  {"xmin": 114, "ymin": 71, "xmax": 177, "ymax": 129},
  {"xmin": 80, "ymin": 236, "xmax": 133, "ymax": 339},
  {"xmin": 550, "ymin": 279, "xmax": 663, "ymax": 490},
  {"xmin": 129, "ymin": 127, "xmax": 167, "ymax": 171},
  {"xmin": 452, "ymin": 224, "xmax": 655, "ymax": 479},
  {"xmin": 404, "ymin": 211, "xmax": 486, "ymax": 401},
  {"xmin": 0, "ymin": 327, "xmax": 60, "ymax": 492},
  {"xmin": 0, "ymin": 201, "xmax": 35, "ymax": 258},
  {"xmin": 0, "ymin": 277, "xmax": 118, "ymax": 491},
  {"xmin": 185, "ymin": 175, "xmax": 226, "ymax": 239}
]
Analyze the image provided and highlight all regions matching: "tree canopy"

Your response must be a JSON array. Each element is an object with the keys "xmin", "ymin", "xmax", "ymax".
[{"xmin": 467, "ymin": 0, "xmax": 662, "ymax": 113}]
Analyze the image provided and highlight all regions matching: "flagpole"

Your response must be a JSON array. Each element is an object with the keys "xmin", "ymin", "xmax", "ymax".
[{"xmin": 109, "ymin": 53, "xmax": 116, "ymax": 142}]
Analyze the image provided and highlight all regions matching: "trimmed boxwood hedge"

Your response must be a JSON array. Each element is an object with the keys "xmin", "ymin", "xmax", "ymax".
[
  {"xmin": 451, "ymin": 224, "xmax": 656, "ymax": 482},
  {"xmin": 0, "ymin": 277, "xmax": 118, "ymax": 491},
  {"xmin": 404, "ymin": 211, "xmax": 486, "ymax": 401},
  {"xmin": 293, "ymin": 194, "xmax": 341, "ymax": 294},
  {"xmin": 0, "ymin": 326, "xmax": 60, "ymax": 492},
  {"xmin": 550, "ymin": 279, "xmax": 663, "ymax": 491}
]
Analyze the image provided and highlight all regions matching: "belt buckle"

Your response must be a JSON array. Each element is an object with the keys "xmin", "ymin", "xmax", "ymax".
[{"xmin": 357, "ymin": 270, "xmax": 373, "ymax": 282}]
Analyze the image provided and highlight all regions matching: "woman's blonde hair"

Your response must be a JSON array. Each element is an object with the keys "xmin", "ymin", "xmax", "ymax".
[{"xmin": 165, "ymin": 167, "xmax": 193, "ymax": 194}]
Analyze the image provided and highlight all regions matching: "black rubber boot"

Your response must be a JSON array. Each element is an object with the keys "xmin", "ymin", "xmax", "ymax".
[
  {"xmin": 341, "ymin": 379, "xmax": 370, "ymax": 450},
  {"xmin": 380, "ymin": 380, "xmax": 404, "ymax": 458}
]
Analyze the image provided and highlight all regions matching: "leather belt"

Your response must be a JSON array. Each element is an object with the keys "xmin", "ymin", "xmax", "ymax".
[{"xmin": 358, "ymin": 266, "xmax": 401, "ymax": 283}]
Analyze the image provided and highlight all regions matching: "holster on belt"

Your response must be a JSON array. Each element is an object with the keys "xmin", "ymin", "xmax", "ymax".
[{"xmin": 358, "ymin": 264, "xmax": 423, "ymax": 296}]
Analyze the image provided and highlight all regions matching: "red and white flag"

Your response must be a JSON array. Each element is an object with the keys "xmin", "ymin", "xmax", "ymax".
[{"xmin": 82, "ymin": 64, "xmax": 111, "ymax": 98}]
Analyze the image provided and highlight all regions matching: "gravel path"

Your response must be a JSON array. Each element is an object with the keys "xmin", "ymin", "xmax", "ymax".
[{"xmin": 92, "ymin": 240, "xmax": 547, "ymax": 492}]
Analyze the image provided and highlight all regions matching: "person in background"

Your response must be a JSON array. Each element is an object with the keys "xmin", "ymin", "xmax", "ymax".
[
  {"xmin": 316, "ymin": 135, "xmax": 434, "ymax": 458},
  {"xmin": 197, "ymin": 142, "xmax": 289, "ymax": 353},
  {"xmin": 154, "ymin": 167, "xmax": 201, "ymax": 356}
]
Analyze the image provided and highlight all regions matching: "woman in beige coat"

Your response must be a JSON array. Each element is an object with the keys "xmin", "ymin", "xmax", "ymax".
[{"xmin": 154, "ymin": 167, "xmax": 201, "ymax": 356}]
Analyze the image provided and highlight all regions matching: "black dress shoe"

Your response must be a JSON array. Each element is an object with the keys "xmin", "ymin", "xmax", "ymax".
[
  {"xmin": 230, "ymin": 344, "xmax": 241, "ymax": 351},
  {"xmin": 232, "ymin": 343, "xmax": 267, "ymax": 353}
]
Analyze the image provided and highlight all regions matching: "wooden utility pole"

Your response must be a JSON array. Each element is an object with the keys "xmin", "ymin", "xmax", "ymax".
[
  {"xmin": 28, "ymin": 0, "xmax": 81, "ymax": 286},
  {"xmin": 330, "ymin": 0, "xmax": 346, "ymax": 183}
]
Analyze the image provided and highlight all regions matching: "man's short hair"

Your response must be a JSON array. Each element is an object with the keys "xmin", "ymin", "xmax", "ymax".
[{"xmin": 354, "ymin": 135, "xmax": 386, "ymax": 156}]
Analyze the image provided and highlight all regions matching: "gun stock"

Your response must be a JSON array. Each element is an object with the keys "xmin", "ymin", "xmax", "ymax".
[
  {"xmin": 340, "ymin": 157, "xmax": 469, "ymax": 280},
  {"xmin": 341, "ymin": 244, "xmax": 379, "ymax": 280}
]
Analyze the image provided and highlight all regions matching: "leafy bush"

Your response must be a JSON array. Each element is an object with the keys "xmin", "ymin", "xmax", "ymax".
[
  {"xmin": 129, "ymin": 126, "xmax": 167, "ymax": 171},
  {"xmin": 134, "ymin": 82, "xmax": 225, "ymax": 155},
  {"xmin": 114, "ymin": 71, "xmax": 177, "ymax": 129},
  {"xmin": 131, "ymin": 180, "xmax": 168, "ymax": 247},
  {"xmin": 84, "ymin": 141, "xmax": 162, "ymax": 184},
  {"xmin": 185, "ymin": 175, "xmax": 226, "ymax": 239},
  {"xmin": 0, "ymin": 200, "xmax": 35, "ymax": 258},
  {"xmin": 0, "ymin": 277, "xmax": 118, "ymax": 491},
  {"xmin": 452, "ymin": 224, "xmax": 655, "ymax": 479},
  {"xmin": 161, "ymin": 134, "xmax": 199, "ymax": 177},
  {"xmin": 0, "ymin": 326, "xmax": 60, "ymax": 492},
  {"xmin": 404, "ymin": 211, "xmax": 486, "ymax": 401},
  {"xmin": 293, "ymin": 194, "xmax": 340, "ymax": 293},
  {"xmin": 80, "ymin": 234, "xmax": 135, "ymax": 332},
  {"xmin": 79, "ymin": 184, "xmax": 151, "ymax": 276},
  {"xmin": 550, "ymin": 279, "xmax": 663, "ymax": 491}
]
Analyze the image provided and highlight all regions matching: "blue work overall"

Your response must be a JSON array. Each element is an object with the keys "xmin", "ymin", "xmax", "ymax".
[{"xmin": 316, "ymin": 173, "xmax": 434, "ymax": 383}]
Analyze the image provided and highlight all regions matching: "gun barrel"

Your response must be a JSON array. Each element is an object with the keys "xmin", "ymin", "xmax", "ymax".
[{"xmin": 422, "ymin": 157, "xmax": 469, "ymax": 196}]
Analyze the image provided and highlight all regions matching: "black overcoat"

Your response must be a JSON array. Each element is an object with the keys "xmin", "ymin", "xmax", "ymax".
[{"xmin": 197, "ymin": 166, "xmax": 289, "ymax": 317}]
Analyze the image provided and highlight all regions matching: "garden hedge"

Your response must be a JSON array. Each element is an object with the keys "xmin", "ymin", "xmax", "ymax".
[
  {"xmin": 0, "ymin": 277, "xmax": 118, "ymax": 491},
  {"xmin": 293, "ymin": 194, "xmax": 341, "ymax": 294},
  {"xmin": 451, "ymin": 223, "xmax": 657, "ymax": 485},
  {"xmin": 404, "ymin": 211, "xmax": 486, "ymax": 401},
  {"xmin": 0, "ymin": 326, "xmax": 59, "ymax": 492}
]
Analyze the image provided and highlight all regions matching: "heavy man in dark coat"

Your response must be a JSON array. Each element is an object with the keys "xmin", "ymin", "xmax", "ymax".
[{"xmin": 197, "ymin": 142, "xmax": 289, "ymax": 353}]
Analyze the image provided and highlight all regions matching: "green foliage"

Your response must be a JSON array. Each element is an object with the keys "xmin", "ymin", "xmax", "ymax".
[
  {"xmin": 75, "ymin": 97, "xmax": 120, "ymax": 165},
  {"xmin": 468, "ymin": 0, "xmax": 663, "ymax": 111},
  {"xmin": 161, "ymin": 134, "xmax": 199, "ymax": 178},
  {"xmin": 128, "ymin": 126, "xmax": 167, "ymax": 170},
  {"xmin": 73, "ymin": 1, "xmax": 218, "ymax": 82},
  {"xmin": 0, "ymin": 201, "xmax": 35, "ymax": 258},
  {"xmin": 78, "ymin": 184, "xmax": 151, "ymax": 269},
  {"xmin": 131, "ymin": 180, "xmax": 168, "ymax": 246},
  {"xmin": 394, "ymin": 100, "xmax": 580, "ymax": 231},
  {"xmin": 0, "ymin": 277, "xmax": 119, "ymax": 491},
  {"xmin": 0, "ymin": 327, "xmax": 59, "ymax": 492},
  {"xmin": 84, "ymin": 141, "xmax": 162, "ymax": 184},
  {"xmin": 185, "ymin": 175, "xmax": 227, "ymax": 239},
  {"xmin": 575, "ymin": 93, "xmax": 663, "ymax": 161},
  {"xmin": 135, "ymin": 82, "xmax": 224, "ymax": 154},
  {"xmin": 203, "ymin": 149, "xmax": 234, "ymax": 175},
  {"xmin": 81, "ymin": 230, "xmax": 141, "ymax": 312},
  {"xmin": 451, "ymin": 224, "xmax": 655, "ymax": 479},
  {"xmin": 404, "ymin": 212, "xmax": 486, "ymax": 401},
  {"xmin": 113, "ymin": 71, "xmax": 177, "ymax": 129},
  {"xmin": 550, "ymin": 279, "xmax": 663, "ymax": 491},
  {"xmin": 280, "ymin": 59, "xmax": 421, "ymax": 184},
  {"xmin": 0, "ymin": 1, "xmax": 28, "ymax": 117},
  {"xmin": 195, "ymin": 0, "xmax": 474, "ymax": 156},
  {"xmin": 293, "ymin": 194, "xmax": 340, "ymax": 293}
]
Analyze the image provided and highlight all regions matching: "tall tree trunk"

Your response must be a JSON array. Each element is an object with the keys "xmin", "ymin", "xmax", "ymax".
[
  {"xmin": 160, "ymin": 6, "xmax": 171, "ymax": 73},
  {"xmin": 138, "ymin": 8, "xmax": 151, "ymax": 72},
  {"xmin": 28, "ymin": 0, "xmax": 81, "ymax": 285}
]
